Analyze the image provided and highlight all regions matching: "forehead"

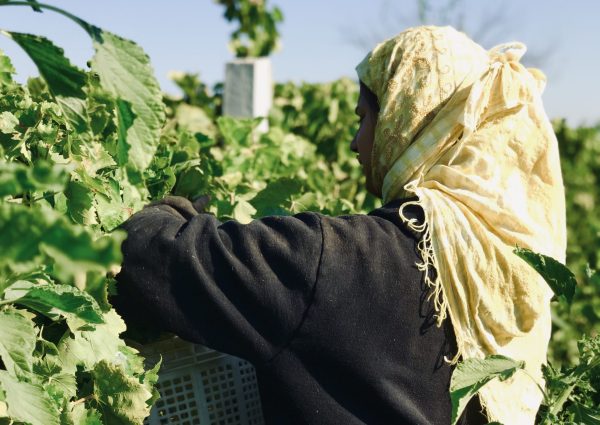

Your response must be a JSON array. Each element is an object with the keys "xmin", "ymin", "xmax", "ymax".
[
  {"xmin": 356, "ymin": 85, "xmax": 370, "ymax": 107},
  {"xmin": 357, "ymin": 84, "xmax": 378, "ymax": 114}
]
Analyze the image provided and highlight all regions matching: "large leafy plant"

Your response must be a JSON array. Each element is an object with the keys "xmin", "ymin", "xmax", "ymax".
[
  {"xmin": 0, "ymin": 2, "xmax": 376, "ymax": 422},
  {"xmin": 552, "ymin": 120, "xmax": 600, "ymax": 365},
  {"xmin": 0, "ymin": 1, "xmax": 166, "ymax": 422},
  {"xmin": 165, "ymin": 72, "xmax": 380, "ymax": 215}
]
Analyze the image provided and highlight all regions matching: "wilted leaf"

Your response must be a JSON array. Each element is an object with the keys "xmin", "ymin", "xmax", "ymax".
[{"xmin": 91, "ymin": 360, "xmax": 153, "ymax": 424}]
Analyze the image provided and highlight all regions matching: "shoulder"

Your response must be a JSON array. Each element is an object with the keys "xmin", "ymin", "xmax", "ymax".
[
  {"xmin": 186, "ymin": 197, "xmax": 425, "ymax": 255},
  {"xmin": 316, "ymin": 196, "xmax": 425, "ymax": 242},
  {"xmin": 214, "ymin": 211, "xmax": 323, "ymax": 248}
]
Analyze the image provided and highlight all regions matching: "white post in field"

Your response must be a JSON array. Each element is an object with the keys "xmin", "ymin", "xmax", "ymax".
[{"xmin": 223, "ymin": 57, "xmax": 272, "ymax": 134}]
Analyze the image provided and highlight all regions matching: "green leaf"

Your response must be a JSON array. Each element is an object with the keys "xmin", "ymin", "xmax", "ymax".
[
  {"xmin": 57, "ymin": 309, "xmax": 126, "ymax": 373},
  {"xmin": 250, "ymin": 178, "xmax": 302, "ymax": 216},
  {"xmin": 0, "ymin": 111, "xmax": 18, "ymax": 134},
  {"xmin": 171, "ymin": 162, "xmax": 202, "ymax": 198},
  {"xmin": 0, "ymin": 203, "xmax": 47, "ymax": 267},
  {"xmin": 0, "ymin": 161, "xmax": 70, "ymax": 197},
  {"xmin": 40, "ymin": 220, "xmax": 124, "ymax": 280},
  {"xmin": 514, "ymin": 247, "xmax": 577, "ymax": 305},
  {"xmin": 91, "ymin": 360, "xmax": 153, "ymax": 424},
  {"xmin": 0, "ymin": 203, "xmax": 124, "ymax": 293},
  {"xmin": 217, "ymin": 115, "xmax": 261, "ymax": 146},
  {"xmin": 5, "ymin": 33, "xmax": 86, "ymax": 97},
  {"xmin": 449, "ymin": 355, "xmax": 525, "ymax": 425},
  {"xmin": 0, "ymin": 370, "xmax": 59, "ymax": 425},
  {"xmin": 65, "ymin": 180, "xmax": 96, "ymax": 225},
  {"xmin": 32, "ymin": 356, "xmax": 77, "ymax": 402},
  {"xmin": 66, "ymin": 404, "xmax": 103, "ymax": 425},
  {"xmin": 142, "ymin": 358, "xmax": 162, "ymax": 407},
  {"xmin": 4, "ymin": 32, "xmax": 88, "ymax": 132},
  {"xmin": 585, "ymin": 264, "xmax": 600, "ymax": 287},
  {"xmin": 0, "ymin": 307, "xmax": 36, "ymax": 376},
  {"xmin": 175, "ymin": 103, "xmax": 217, "ymax": 138},
  {"xmin": 73, "ymin": 140, "xmax": 116, "ymax": 176},
  {"xmin": 289, "ymin": 192, "xmax": 319, "ymax": 213},
  {"xmin": 28, "ymin": 0, "xmax": 43, "ymax": 13},
  {"xmin": 0, "ymin": 48, "xmax": 15, "ymax": 84},
  {"xmin": 115, "ymin": 98, "xmax": 136, "ymax": 167},
  {"xmin": 570, "ymin": 402, "xmax": 600, "ymax": 424},
  {"xmin": 93, "ymin": 177, "xmax": 128, "ymax": 231},
  {"xmin": 89, "ymin": 30, "xmax": 166, "ymax": 171},
  {"xmin": 2, "ymin": 280, "xmax": 104, "ymax": 327},
  {"xmin": 232, "ymin": 199, "xmax": 257, "ymax": 223}
]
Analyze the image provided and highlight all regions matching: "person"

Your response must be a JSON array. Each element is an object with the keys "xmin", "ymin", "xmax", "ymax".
[{"xmin": 112, "ymin": 25, "xmax": 565, "ymax": 425}]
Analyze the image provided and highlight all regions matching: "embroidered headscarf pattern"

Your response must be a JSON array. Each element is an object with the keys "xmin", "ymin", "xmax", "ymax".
[{"xmin": 356, "ymin": 26, "xmax": 566, "ymax": 424}]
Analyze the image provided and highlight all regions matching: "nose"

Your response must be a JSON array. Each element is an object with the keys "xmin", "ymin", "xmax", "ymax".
[{"xmin": 350, "ymin": 134, "xmax": 358, "ymax": 153}]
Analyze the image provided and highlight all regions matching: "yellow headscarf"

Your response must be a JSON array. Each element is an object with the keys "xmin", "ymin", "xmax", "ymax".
[{"xmin": 356, "ymin": 26, "xmax": 566, "ymax": 424}]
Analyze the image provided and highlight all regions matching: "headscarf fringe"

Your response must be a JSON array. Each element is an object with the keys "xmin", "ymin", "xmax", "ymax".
[{"xmin": 399, "ymin": 199, "xmax": 465, "ymax": 365}]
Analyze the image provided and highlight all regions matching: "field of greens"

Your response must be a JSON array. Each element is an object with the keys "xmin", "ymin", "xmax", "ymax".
[{"xmin": 0, "ymin": 1, "xmax": 598, "ymax": 424}]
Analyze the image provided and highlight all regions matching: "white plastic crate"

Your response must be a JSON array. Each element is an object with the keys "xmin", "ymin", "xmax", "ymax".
[{"xmin": 141, "ymin": 337, "xmax": 265, "ymax": 425}]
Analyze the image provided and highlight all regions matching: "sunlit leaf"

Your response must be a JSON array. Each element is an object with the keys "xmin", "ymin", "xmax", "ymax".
[
  {"xmin": 450, "ymin": 355, "xmax": 524, "ymax": 425},
  {"xmin": 89, "ymin": 30, "xmax": 166, "ymax": 171},
  {"xmin": 514, "ymin": 247, "xmax": 577, "ymax": 305},
  {"xmin": 0, "ymin": 307, "xmax": 36, "ymax": 376},
  {"xmin": 0, "ymin": 370, "xmax": 59, "ymax": 425},
  {"xmin": 4, "ymin": 32, "xmax": 88, "ymax": 132}
]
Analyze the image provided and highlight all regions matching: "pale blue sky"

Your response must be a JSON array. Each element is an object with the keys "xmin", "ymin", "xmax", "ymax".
[{"xmin": 1, "ymin": 0, "xmax": 598, "ymax": 125}]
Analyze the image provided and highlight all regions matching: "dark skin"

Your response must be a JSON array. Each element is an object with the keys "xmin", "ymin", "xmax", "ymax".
[{"xmin": 350, "ymin": 82, "xmax": 381, "ymax": 198}]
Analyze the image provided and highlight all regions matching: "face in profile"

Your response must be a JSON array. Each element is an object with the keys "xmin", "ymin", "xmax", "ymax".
[{"xmin": 350, "ymin": 82, "xmax": 380, "ymax": 197}]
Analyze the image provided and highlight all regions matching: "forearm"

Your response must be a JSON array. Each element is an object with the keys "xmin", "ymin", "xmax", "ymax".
[{"xmin": 111, "ymin": 199, "xmax": 323, "ymax": 363}]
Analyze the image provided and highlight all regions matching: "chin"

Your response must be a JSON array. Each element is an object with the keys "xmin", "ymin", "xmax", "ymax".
[{"xmin": 366, "ymin": 180, "xmax": 382, "ymax": 199}]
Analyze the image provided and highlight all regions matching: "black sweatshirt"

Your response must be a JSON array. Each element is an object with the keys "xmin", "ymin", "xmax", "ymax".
[{"xmin": 112, "ymin": 197, "xmax": 487, "ymax": 425}]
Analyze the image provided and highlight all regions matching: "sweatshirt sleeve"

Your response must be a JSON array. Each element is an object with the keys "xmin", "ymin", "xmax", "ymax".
[{"xmin": 111, "ymin": 205, "xmax": 324, "ymax": 365}]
